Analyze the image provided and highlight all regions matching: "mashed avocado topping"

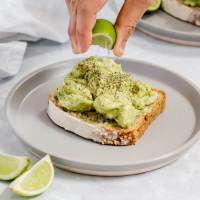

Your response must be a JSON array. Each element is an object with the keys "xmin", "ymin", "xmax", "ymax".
[
  {"xmin": 56, "ymin": 57, "xmax": 158, "ymax": 128},
  {"xmin": 183, "ymin": 0, "xmax": 200, "ymax": 6}
]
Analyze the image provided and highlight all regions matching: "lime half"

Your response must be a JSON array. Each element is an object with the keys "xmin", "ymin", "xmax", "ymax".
[
  {"xmin": 0, "ymin": 153, "xmax": 31, "ymax": 181},
  {"xmin": 9, "ymin": 155, "xmax": 54, "ymax": 197},
  {"xmin": 147, "ymin": 0, "xmax": 161, "ymax": 12},
  {"xmin": 92, "ymin": 19, "xmax": 117, "ymax": 50}
]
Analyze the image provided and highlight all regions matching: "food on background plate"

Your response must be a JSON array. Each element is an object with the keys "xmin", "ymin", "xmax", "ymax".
[
  {"xmin": 147, "ymin": 0, "xmax": 200, "ymax": 26},
  {"xmin": 47, "ymin": 57, "xmax": 166, "ymax": 146},
  {"xmin": 162, "ymin": 0, "xmax": 200, "ymax": 26}
]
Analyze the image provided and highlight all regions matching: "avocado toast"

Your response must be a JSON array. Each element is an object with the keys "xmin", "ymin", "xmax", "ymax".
[{"xmin": 47, "ymin": 57, "xmax": 166, "ymax": 146}]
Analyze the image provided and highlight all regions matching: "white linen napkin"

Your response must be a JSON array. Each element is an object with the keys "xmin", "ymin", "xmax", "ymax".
[
  {"xmin": 0, "ymin": 0, "xmax": 69, "ymax": 43},
  {"xmin": 0, "ymin": 41, "xmax": 27, "ymax": 79},
  {"xmin": 0, "ymin": 0, "xmax": 69, "ymax": 79}
]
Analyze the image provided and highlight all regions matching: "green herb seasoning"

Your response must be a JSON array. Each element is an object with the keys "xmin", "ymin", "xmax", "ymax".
[{"xmin": 56, "ymin": 57, "xmax": 158, "ymax": 128}]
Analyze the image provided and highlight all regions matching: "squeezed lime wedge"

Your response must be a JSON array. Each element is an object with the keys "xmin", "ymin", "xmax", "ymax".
[
  {"xmin": 9, "ymin": 155, "xmax": 54, "ymax": 197},
  {"xmin": 92, "ymin": 19, "xmax": 117, "ymax": 50},
  {"xmin": 0, "ymin": 153, "xmax": 31, "ymax": 181}
]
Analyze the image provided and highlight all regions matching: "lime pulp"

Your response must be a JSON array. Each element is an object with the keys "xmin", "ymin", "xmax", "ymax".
[
  {"xmin": 0, "ymin": 153, "xmax": 31, "ymax": 181},
  {"xmin": 92, "ymin": 19, "xmax": 117, "ymax": 50},
  {"xmin": 147, "ymin": 0, "xmax": 161, "ymax": 12},
  {"xmin": 9, "ymin": 155, "xmax": 54, "ymax": 197}
]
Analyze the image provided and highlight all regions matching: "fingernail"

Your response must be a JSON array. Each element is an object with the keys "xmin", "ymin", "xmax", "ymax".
[
  {"xmin": 113, "ymin": 46, "xmax": 123, "ymax": 57},
  {"xmin": 72, "ymin": 42, "xmax": 80, "ymax": 54},
  {"xmin": 77, "ymin": 38, "xmax": 83, "ymax": 53},
  {"xmin": 121, "ymin": 42, "xmax": 126, "ymax": 51},
  {"xmin": 118, "ymin": 47, "xmax": 124, "ymax": 56},
  {"xmin": 118, "ymin": 41, "xmax": 126, "ymax": 56},
  {"xmin": 118, "ymin": 50, "xmax": 124, "ymax": 57},
  {"xmin": 72, "ymin": 48, "xmax": 79, "ymax": 54}
]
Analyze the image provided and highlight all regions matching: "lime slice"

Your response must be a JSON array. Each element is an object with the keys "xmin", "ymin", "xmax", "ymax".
[
  {"xmin": 0, "ymin": 153, "xmax": 31, "ymax": 181},
  {"xmin": 147, "ymin": 0, "xmax": 161, "ymax": 12},
  {"xmin": 9, "ymin": 155, "xmax": 54, "ymax": 197},
  {"xmin": 92, "ymin": 19, "xmax": 117, "ymax": 50}
]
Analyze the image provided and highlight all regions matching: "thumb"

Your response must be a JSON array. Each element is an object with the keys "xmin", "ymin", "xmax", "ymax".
[{"xmin": 113, "ymin": 0, "xmax": 152, "ymax": 57}]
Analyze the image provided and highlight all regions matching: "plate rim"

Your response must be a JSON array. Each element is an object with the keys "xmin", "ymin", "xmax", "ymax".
[
  {"xmin": 6, "ymin": 57, "xmax": 200, "ymax": 170},
  {"xmin": 25, "ymin": 145, "xmax": 180, "ymax": 176},
  {"xmin": 139, "ymin": 13, "xmax": 200, "ymax": 38}
]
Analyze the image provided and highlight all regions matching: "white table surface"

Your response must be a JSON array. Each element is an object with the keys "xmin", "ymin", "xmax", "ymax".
[{"xmin": 0, "ymin": 31, "xmax": 200, "ymax": 200}]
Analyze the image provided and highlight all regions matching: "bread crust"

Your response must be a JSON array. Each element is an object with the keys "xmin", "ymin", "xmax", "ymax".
[
  {"xmin": 101, "ymin": 90, "xmax": 166, "ymax": 145},
  {"xmin": 48, "ymin": 90, "xmax": 166, "ymax": 146}
]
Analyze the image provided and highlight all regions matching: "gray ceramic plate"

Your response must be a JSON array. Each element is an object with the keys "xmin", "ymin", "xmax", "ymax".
[
  {"xmin": 110, "ymin": 0, "xmax": 200, "ymax": 46},
  {"xmin": 6, "ymin": 58, "xmax": 200, "ymax": 176}
]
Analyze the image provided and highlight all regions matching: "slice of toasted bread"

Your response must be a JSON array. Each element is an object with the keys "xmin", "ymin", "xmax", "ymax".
[{"xmin": 47, "ymin": 90, "xmax": 166, "ymax": 146}]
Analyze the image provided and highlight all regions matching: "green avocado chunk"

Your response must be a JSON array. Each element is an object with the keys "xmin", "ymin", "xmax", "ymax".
[
  {"xmin": 57, "ymin": 78, "xmax": 93, "ymax": 112},
  {"xmin": 56, "ymin": 56, "xmax": 158, "ymax": 128},
  {"xmin": 93, "ymin": 93, "xmax": 138, "ymax": 128},
  {"xmin": 57, "ymin": 93, "xmax": 93, "ymax": 112},
  {"xmin": 93, "ymin": 93, "xmax": 123, "ymax": 120},
  {"xmin": 116, "ymin": 104, "xmax": 138, "ymax": 129}
]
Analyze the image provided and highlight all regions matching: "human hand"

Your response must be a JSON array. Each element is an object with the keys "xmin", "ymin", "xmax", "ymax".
[
  {"xmin": 65, "ymin": 0, "xmax": 152, "ymax": 56},
  {"xmin": 113, "ymin": 0, "xmax": 152, "ymax": 56}
]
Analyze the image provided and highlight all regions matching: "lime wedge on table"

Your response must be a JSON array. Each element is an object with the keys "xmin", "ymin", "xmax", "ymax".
[
  {"xmin": 9, "ymin": 155, "xmax": 54, "ymax": 197},
  {"xmin": 147, "ymin": 0, "xmax": 161, "ymax": 12},
  {"xmin": 0, "ymin": 153, "xmax": 31, "ymax": 181},
  {"xmin": 92, "ymin": 19, "xmax": 117, "ymax": 50}
]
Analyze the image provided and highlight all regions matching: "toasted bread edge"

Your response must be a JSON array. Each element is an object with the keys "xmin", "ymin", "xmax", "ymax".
[
  {"xmin": 102, "ymin": 90, "xmax": 166, "ymax": 145},
  {"xmin": 48, "ymin": 90, "xmax": 166, "ymax": 146}
]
